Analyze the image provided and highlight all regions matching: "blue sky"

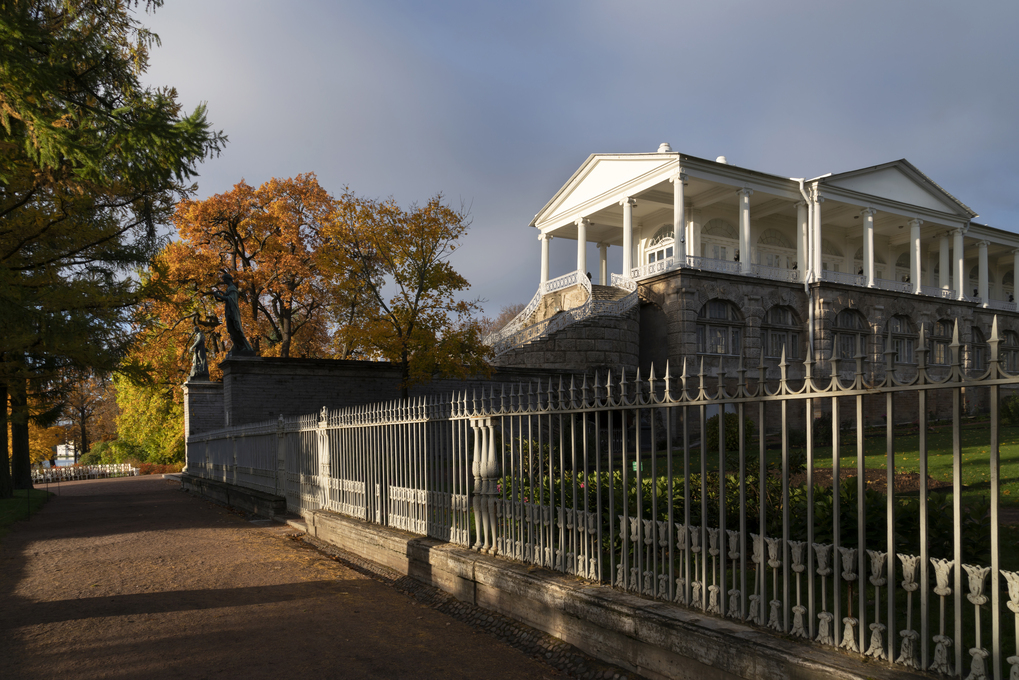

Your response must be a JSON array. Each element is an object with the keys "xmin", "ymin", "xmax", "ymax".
[{"xmin": 142, "ymin": 0, "xmax": 1019, "ymax": 317}]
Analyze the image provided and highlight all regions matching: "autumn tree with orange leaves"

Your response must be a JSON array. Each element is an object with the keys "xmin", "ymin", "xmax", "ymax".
[{"xmin": 323, "ymin": 192, "xmax": 490, "ymax": 397}]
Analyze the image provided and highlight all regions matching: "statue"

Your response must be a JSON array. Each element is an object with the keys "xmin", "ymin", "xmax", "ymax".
[
  {"xmin": 212, "ymin": 272, "xmax": 255, "ymax": 357},
  {"xmin": 187, "ymin": 324, "xmax": 210, "ymax": 381}
]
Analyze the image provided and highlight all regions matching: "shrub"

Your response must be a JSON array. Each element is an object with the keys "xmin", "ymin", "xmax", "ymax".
[
  {"xmin": 1002, "ymin": 394, "xmax": 1019, "ymax": 426},
  {"xmin": 705, "ymin": 413, "xmax": 756, "ymax": 452}
]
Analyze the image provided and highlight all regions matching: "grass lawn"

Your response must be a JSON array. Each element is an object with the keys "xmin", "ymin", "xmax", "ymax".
[
  {"xmin": 0, "ymin": 488, "xmax": 52, "ymax": 543},
  {"xmin": 809, "ymin": 418, "xmax": 1019, "ymax": 506}
]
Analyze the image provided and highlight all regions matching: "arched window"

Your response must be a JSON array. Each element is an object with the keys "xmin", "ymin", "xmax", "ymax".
[
  {"xmin": 821, "ymin": 239, "xmax": 844, "ymax": 273},
  {"xmin": 696, "ymin": 299, "xmax": 743, "ymax": 355},
  {"xmin": 1004, "ymin": 331, "xmax": 1019, "ymax": 373},
  {"xmin": 701, "ymin": 219, "xmax": 737, "ymax": 261},
  {"xmin": 930, "ymin": 319, "xmax": 953, "ymax": 366},
  {"xmin": 972, "ymin": 327, "xmax": 987, "ymax": 372},
  {"xmin": 646, "ymin": 224, "xmax": 674, "ymax": 264},
  {"xmin": 833, "ymin": 309, "xmax": 868, "ymax": 360},
  {"xmin": 762, "ymin": 306, "xmax": 800, "ymax": 359},
  {"xmin": 703, "ymin": 219, "xmax": 737, "ymax": 238},
  {"xmin": 758, "ymin": 229, "xmax": 792, "ymax": 248},
  {"xmin": 853, "ymin": 247, "xmax": 886, "ymax": 265},
  {"xmin": 882, "ymin": 315, "xmax": 916, "ymax": 364}
]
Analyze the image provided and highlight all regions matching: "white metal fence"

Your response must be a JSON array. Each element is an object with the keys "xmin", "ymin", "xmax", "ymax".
[
  {"xmin": 31, "ymin": 463, "xmax": 139, "ymax": 483},
  {"xmin": 188, "ymin": 318, "xmax": 1019, "ymax": 679}
]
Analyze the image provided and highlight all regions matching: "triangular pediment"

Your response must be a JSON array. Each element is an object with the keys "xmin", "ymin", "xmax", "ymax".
[
  {"xmin": 823, "ymin": 161, "xmax": 975, "ymax": 218},
  {"xmin": 535, "ymin": 155, "xmax": 677, "ymax": 228}
]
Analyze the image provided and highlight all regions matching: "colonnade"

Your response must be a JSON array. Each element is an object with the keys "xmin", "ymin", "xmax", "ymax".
[{"xmin": 538, "ymin": 176, "xmax": 1019, "ymax": 307}]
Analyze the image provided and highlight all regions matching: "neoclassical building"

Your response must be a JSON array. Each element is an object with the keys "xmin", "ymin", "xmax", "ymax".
[{"xmin": 488, "ymin": 144, "xmax": 1019, "ymax": 418}]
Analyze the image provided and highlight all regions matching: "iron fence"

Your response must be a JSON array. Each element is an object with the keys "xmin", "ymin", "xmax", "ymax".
[{"xmin": 187, "ymin": 317, "xmax": 1019, "ymax": 679}]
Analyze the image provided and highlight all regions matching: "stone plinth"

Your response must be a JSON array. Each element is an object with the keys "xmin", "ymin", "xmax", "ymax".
[{"xmin": 183, "ymin": 380, "xmax": 225, "ymax": 437}]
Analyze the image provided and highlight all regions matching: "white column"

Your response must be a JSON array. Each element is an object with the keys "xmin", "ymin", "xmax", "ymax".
[
  {"xmin": 689, "ymin": 208, "xmax": 701, "ymax": 259},
  {"xmin": 672, "ymin": 172, "xmax": 687, "ymax": 261},
  {"xmin": 939, "ymin": 233, "xmax": 950, "ymax": 290},
  {"xmin": 539, "ymin": 233, "xmax": 550, "ymax": 289},
  {"xmin": 909, "ymin": 218, "xmax": 923, "ymax": 294},
  {"xmin": 953, "ymin": 228, "xmax": 966, "ymax": 301},
  {"xmin": 978, "ymin": 240, "xmax": 989, "ymax": 306},
  {"xmin": 796, "ymin": 201, "xmax": 808, "ymax": 273},
  {"xmin": 737, "ymin": 187, "xmax": 753, "ymax": 272},
  {"xmin": 862, "ymin": 208, "xmax": 876, "ymax": 287},
  {"xmin": 576, "ymin": 218, "xmax": 588, "ymax": 275},
  {"xmin": 622, "ymin": 198, "xmax": 635, "ymax": 276},
  {"xmin": 599, "ymin": 243, "xmax": 608, "ymax": 285},
  {"xmin": 1013, "ymin": 249, "xmax": 1019, "ymax": 301},
  {"xmin": 813, "ymin": 189, "xmax": 825, "ymax": 277}
]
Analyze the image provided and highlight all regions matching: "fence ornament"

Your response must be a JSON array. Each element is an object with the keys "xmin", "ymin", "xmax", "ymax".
[
  {"xmin": 930, "ymin": 558, "xmax": 955, "ymax": 675},
  {"xmin": 674, "ymin": 523, "xmax": 689, "ymax": 604},
  {"xmin": 864, "ymin": 549, "xmax": 887, "ymax": 659},
  {"xmin": 690, "ymin": 526, "xmax": 703, "ymax": 608},
  {"xmin": 766, "ymin": 537, "xmax": 782, "ymax": 631},
  {"xmin": 658, "ymin": 520, "xmax": 671, "ymax": 599},
  {"xmin": 727, "ymin": 529, "xmax": 742, "ymax": 618},
  {"xmin": 748, "ymin": 533, "xmax": 765, "ymax": 625},
  {"xmin": 838, "ymin": 546, "xmax": 859, "ymax": 652},
  {"xmin": 707, "ymin": 527, "xmax": 722, "ymax": 614},
  {"xmin": 1004, "ymin": 571, "xmax": 1019, "ymax": 680},
  {"xmin": 470, "ymin": 416, "xmax": 500, "ymax": 554},
  {"xmin": 896, "ymin": 553, "xmax": 920, "ymax": 668},
  {"xmin": 643, "ymin": 518, "xmax": 657, "ymax": 596},
  {"xmin": 963, "ymin": 564, "xmax": 991, "ymax": 680},
  {"xmin": 789, "ymin": 540, "xmax": 807, "ymax": 638}
]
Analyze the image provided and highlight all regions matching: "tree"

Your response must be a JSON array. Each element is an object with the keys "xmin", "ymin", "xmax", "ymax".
[
  {"xmin": 167, "ymin": 174, "xmax": 333, "ymax": 358},
  {"xmin": 63, "ymin": 369, "xmax": 115, "ymax": 461},
  {"xmin": 480, "ymin": 302, "xmax": 526, "ymax": 337},
  {"xmin": 0, "ymin": 0, "xmax": 224, "ymax": 494},
  {"xmin": 324, "ymin": 192, "xmax": 491, "ymax": 397}
]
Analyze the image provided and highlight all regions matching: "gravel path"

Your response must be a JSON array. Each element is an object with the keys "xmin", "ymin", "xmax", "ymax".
[{"xmin": 0, "ymin": 476, "xmax": 632, "ymax": 680}]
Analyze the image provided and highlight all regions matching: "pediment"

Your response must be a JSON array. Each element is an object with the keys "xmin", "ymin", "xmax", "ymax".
[
  {"xmin": 824, "ymin": 162, "xmax": 974, "ymax": 217},
  {"xmin": 536, "ymin": 155, "xmax": 676, "ymax": 227}
]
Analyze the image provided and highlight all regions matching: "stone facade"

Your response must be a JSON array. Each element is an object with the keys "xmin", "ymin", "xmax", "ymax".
[{"xmin": 185, "ymin": 357, "xmax": 588, "ymax": 436}]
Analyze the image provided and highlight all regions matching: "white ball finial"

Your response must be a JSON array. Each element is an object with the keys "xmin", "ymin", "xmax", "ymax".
[
  {"xmin": 657, "ymin": 142, "xmax": 673, "ymax": 152},
  {"xmin": 716, "ymin": 155, "xmax": 728, "ymax": 164}
]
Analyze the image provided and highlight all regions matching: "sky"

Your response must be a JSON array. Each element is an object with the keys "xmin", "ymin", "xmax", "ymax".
[{"xmin": 142, "ymin": 0, "xmax": 1019, "ymax": 318}]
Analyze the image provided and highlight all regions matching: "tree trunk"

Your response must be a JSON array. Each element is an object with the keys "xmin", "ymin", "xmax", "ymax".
[
  {"xmin": 0, "ymin": 380, "xmax": 12, "ymax": 500},
  {"xmin": 77, "ymin": 408, "xmax": 88, "ymax": 463},
  {"xmin": 10, "ymin": 376, "xmax": 33, "ymax": 490}
]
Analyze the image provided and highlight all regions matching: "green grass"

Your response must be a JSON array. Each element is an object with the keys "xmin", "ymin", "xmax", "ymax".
[
  {"xmin": 809, "ymin": 419, "xmax": 1019, "ymax": 505},
  {"xmin": 0, "ymin": 489, "xmax": 52, "ymax": 543}
]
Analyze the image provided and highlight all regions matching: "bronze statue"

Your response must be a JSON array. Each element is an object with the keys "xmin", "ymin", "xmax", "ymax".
[
  {"xmin": 187, "ymin": 324, "xmax": 210, "ymax": 380},
  {"xmin": 212, "ymin": 273, "xmax": 255, "ymax": 357}
]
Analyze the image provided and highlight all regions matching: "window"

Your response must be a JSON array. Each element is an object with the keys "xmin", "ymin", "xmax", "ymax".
[
  {"xmin": 701, "ymin": 219, "xmax": 737, "ymax": 261},
  {"xmin": 882, "ymin": 315, "xmax": 916, "ymax": 364},
  {"xmin": 833, "ymin": 309, "xmax": 867, "ymax": 360},
  {"xmin": 972, "ymin": 327, "xmax": 987, "ymax": 372},
  {"xmin": 696, "ymin": 300, "xmax": 743, "ymax": 355},
  {"xmin": 762, "ymin": 306, "xmax": 800, "ymax": 359},
  {"xmin": 1004, "ymin": 331, "xmax": 1019, "ymax": 372},
  {"xmin": 646, "ymin": 224, "xmax": 674, "ymax": 264},
  {"xmin": 930, "ymin": 320, "xmax": 953, "ymax": 366}
]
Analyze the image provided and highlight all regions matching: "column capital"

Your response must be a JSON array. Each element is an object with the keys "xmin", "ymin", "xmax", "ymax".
[
  {"xmin": 977, "ymin": 240, "xmax": 990, "ymax": 248},
  {"xmin": 952, "ymin": 227, "xmax": 966, "ymax": 236},
  {"xmin": 908, "ymin": 218, "xmax": 924, "ymax": 228},
  {"xmin": 575, "ymin": 217, "xmax": 591, "ymax": 227},
  {"xmin": 860, "ymin": 207, "xmax": 877, "ymax": 217},
  {"xmin": 597, "ymin": 242, "xmax": 609, "ymax": 250},
  {"xmin": 538, "ymin": 233, "xmax": 552, "ymax": 242},
  {"xmin": 735, "ymin": 186, "xmax": 754, "ymax": 198},
  {"xmin": 795, "ymin": 200, "xmax": 807, "ymax": 209},
  {"xmin": 1012, "ymin": 248, "xmax": 1019, "ymax": 255},
  {"xmin": 669, "ymin": 171, "xmax": 688, "ymax": 183},
  {"xmin": 620, "ymin": 197, "xmax": 637, "ymax": 207}
]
